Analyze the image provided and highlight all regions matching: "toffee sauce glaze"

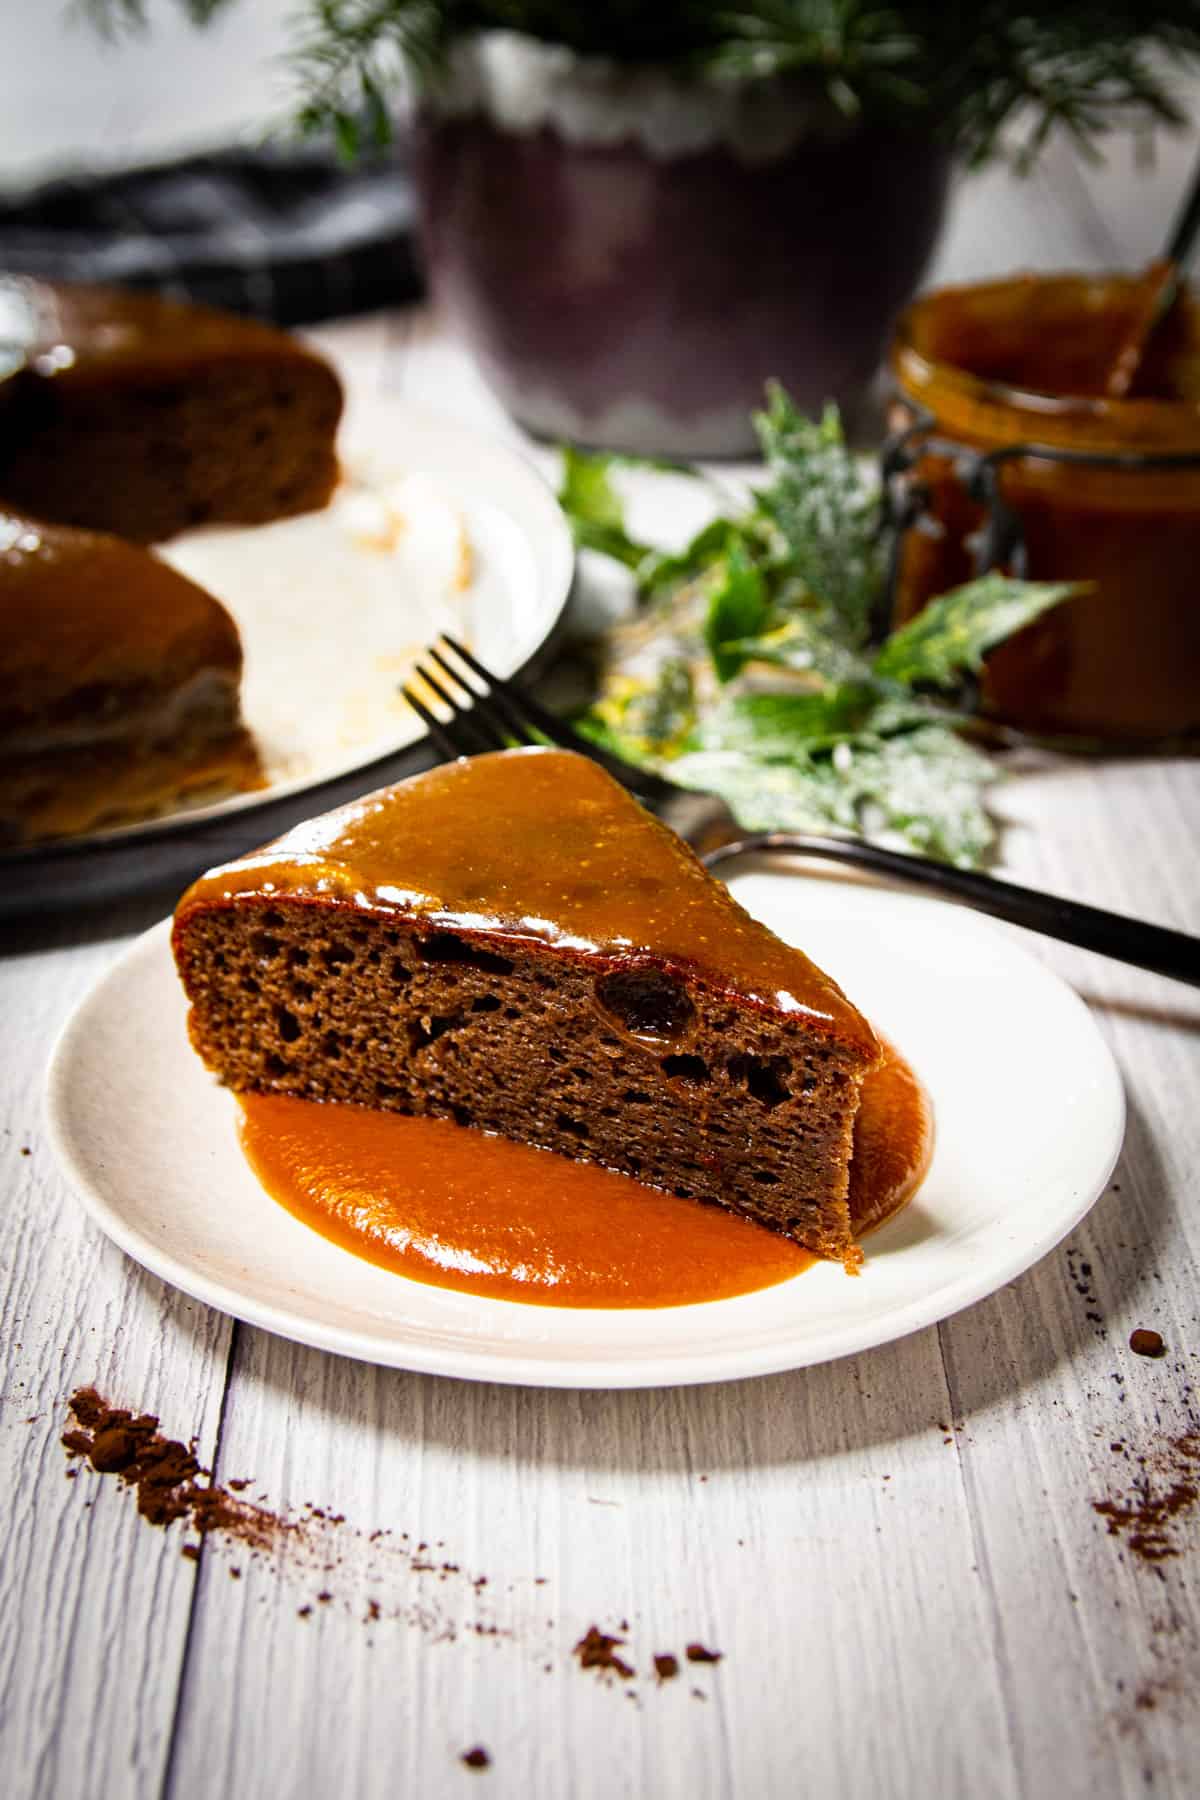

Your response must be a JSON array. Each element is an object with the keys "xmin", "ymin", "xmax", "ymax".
[{"xmin": 180, "ymin": 748, "xmax": 877, "ymax": 1057}]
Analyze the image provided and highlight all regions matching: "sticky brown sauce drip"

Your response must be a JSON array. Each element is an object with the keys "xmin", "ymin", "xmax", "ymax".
[{"xmin": 238, "ymin": 1038, "xmax": 930, "ymax": 1309}]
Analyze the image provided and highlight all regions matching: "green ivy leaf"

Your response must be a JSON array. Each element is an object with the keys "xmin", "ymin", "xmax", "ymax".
[
  {"xmin": 361, "ymin": 71, "xmax": 393, "ymax": 148},
  {"xmin": 333, "ymin": 110, "xmax": 360, "ymax": 164},
  {"xmin": 563, "ymin": 390, "xmax": 1093, "ymax": 867},
  {"xmin": 637, "ymin": 517, "xmax": 745, "ymax": 607},
  {"xmin": 668, "ymin": 724, "xmax": 998, "ymax": 866},
  {"xmin": 557, "ymin": 446, "xmax": 650, "ymax": 569},
  {"xmin": 722, "ymin": 615, "xmax": 871, "ymax": 687},
  {"xmin": 693, "ymin": 685, "xmax": 882, "ymax": 754},
  {"xmin": 704, "ymin": 545, "xmax": 770, "ymax": 682},
  {"xmin": 873, "ymin": 574, "xmax": 1082, "ymax": 691}
]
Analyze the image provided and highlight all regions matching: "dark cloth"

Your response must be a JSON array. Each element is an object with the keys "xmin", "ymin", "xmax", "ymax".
[{"xmin": 0, "ymin": 142, "xmax": 424, "ymax": 324}]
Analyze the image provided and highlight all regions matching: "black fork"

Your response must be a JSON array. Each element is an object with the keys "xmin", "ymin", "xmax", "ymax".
[
  {"xmin": 402, "ymin": 637, "xmax": 1200, "ymax": 988},
  {"xmin": 402, "ymin": 635, "xmax": 679, "ymax": 807}
]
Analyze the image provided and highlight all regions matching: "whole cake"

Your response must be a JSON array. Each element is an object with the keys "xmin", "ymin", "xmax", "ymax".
[
  {"xmin": 172, "ymin": 748, "xmax": 881, "ymax": 1265},
  {"xmin": 0, "ymin": 279, "xmax": 343, "ymax": 543},
  {"xmin": 0, "ymin": 509, "xmax": 260, "ymax": 845}
]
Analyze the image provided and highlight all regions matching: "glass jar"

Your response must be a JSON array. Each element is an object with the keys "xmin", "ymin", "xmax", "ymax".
[{"xmin": 888, "ymin": 274, "xmax": 1200, "ymax": 746}]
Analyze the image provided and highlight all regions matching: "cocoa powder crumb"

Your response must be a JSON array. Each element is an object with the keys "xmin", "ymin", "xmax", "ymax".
[
  {"xmin": 685, "ymin": 1643, "xmax": 723, "ymax": 1664},
  {"xmin": 461, "ymin": 1747, "xmax": 491, "ymax": 1770},
  {"xmin": 574, "ymin": 1625, "xmax": 635, "ymax": 1680},
  {"xmin": 60, "ymin": 1389, "xmax": 664, "ymax": 1671},
  {"xmin": 1092, "ymin": 1431, "xmax": 1200, "ymax": 1563},
  {"xmin": 69, "ymin": 1388, "xmax": 108, "ymax": 1430},
  {"xmin": 61, "ymin": 1388, "xmax": 284, "ymax": 1548},
  {"xmin": 90, "ymin": 1425, "xmax": 144, "ymax": 1472},
  {"xmin": 1130, "ymin": 1329, "xmax": 1167, "ymax": 1358}
]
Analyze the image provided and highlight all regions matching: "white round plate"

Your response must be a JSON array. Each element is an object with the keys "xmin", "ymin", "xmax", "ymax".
[
  {"xmin": 69, "ymin": 398, "xmax": 574, "ymax": 846},
  {"xmin": 46, "ymin": 869, "xmax": 1124, "ymax": 1389}
]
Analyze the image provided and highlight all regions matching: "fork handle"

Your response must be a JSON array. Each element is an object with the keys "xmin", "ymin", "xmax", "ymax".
[{"xmin": 702, "ymin": 833, "xmax": 1200, "ymax": 988}]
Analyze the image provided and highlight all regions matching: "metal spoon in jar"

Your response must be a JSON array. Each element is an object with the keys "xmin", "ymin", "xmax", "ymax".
[{"xmin": 1104, "ymin": 152, "xmax": 1200, "ymax": 399}]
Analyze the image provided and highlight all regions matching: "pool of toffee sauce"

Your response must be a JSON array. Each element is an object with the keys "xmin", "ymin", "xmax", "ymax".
[{"xmin": 238, "ymin": 1038, "xmax": 931, "ymax": 1308}]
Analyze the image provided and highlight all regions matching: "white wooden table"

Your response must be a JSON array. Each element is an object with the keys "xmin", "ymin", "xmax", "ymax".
[{"xmin": 4, "ymin": 136, "xmax": 1200, "ymax": 1800}]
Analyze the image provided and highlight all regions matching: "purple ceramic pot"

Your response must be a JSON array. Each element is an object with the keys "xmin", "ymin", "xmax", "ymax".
[{"xmin": 414, "ymin": 33, "xmax": 953, "ymax": 456}]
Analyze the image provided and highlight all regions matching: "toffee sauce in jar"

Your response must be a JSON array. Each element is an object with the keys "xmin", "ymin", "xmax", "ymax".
[{"xmin": 890, "ymin": 274, "xmax": 1200, "ymax": 745}]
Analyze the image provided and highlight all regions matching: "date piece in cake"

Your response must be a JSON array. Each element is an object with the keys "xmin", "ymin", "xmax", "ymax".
[
  {"xmin": 172, "ymin": 749, "xmax": 880, "ymax": 1265},
  {"xmin": 0, "ymin": 510, "xmax": 260, "ymax": 845},
  {"xmin": 0, "ymin": 281, "xmax": 342, "ymax": 544}
]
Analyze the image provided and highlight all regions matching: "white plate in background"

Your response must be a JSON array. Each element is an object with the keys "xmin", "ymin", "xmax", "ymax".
[{"xmin": 81, "ymin": 399, "xmax": 574, "ymax": 845}]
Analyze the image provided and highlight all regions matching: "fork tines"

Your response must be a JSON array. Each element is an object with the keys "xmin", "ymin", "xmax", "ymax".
[{"xmin": 401, "ymin": 634, "xmax": 577, "ymax": 764}]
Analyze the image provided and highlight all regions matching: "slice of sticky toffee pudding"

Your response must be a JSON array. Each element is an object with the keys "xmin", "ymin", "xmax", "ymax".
[
  {"xmin": 0, "ymin": 280, "xmax": 342, "ymax": 544},
  {"xmin": 0, "ymin": 509, "xmax": 259, "ymax": 845},
  {"xmin": 171, "ymin": 748, "xmax": 880, "ymax": 1265}
]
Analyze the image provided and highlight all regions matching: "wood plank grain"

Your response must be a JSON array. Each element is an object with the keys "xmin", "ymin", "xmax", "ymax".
[
  {"xmin": 0, "ymin": 909, "xmax": 233, "ymax": 1800},
  {"xmin": 936, "ymin": 754, "xmax": 1200, "ymax": 1798},
  {"xmin": 165, "ymin": 1324, "xmax": 1016, "ymax": 1800}
]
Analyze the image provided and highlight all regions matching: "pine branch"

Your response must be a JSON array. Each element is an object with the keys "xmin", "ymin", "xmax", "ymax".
[{"xmin": 75, "ymin": 0, "xmax": 1200, "ymax": 166}]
